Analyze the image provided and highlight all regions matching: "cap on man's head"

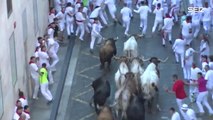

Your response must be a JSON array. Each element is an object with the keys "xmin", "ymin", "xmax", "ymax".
[{"xmin": 181, "ymin": 104, "xmax": 188, "ymax": 110}]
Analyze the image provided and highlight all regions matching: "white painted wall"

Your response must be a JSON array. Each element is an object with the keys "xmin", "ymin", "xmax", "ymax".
[{"xmin": 0, "ymin": 0, "xmax": 49, "ymax": 119}]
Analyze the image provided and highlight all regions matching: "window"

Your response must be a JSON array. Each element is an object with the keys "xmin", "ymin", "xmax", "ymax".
[
  {"xmin": 22, "ymin": 9, "xmax": 28, "ymax": 41},
  {"xmin": 33, "ymin": 0, "xmax": 39, "ymax": 35},
  {"xmin": 0, "ymin": 70, "xmax": 3, "ymax": 119},
  {"xmin": 7, "ymin": 0, "xmax": 13, "ymax": 17},
  {"xmin": 9, "ymin": 33, "xmax": 17, "ymax": 85}
]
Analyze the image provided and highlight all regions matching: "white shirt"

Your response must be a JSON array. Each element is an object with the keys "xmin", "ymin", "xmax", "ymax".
[
  {"xmin": 194, "ymin": 0, "xmax": 203, "ymax": 7},
  {"xmin": 171, "ymin": 112, "xmax": 181, "ymax": 120},
  {"xmin": 185, "ymin": 48, "xmax": 195, "ymax": 65},
  {"xmin": 65, "ymin": 6, "xmax": 74, "ymax": 21},
  {"xmin": 75, "ymin": 3, "xmax": 81, "ymax": 13},
  {"xmin": 182, "ymin": 21, "xmax": 192, "ymax": 36},
  {"xmin": 209, "ymin": 62, "xmax": 213, "ymax": 70},
  {"xmin": 186, "ymin": 108, "xmax": 197, "ymax": 120},
  {"xmin": 13, "ymin": 112, "xmax": 20, "ymax": 120},
  {"xmin": 29, "ymin": 63, "xmax": 39, "ymax": 79},
  {"xmin": 191, "ymin": 67, "xmax": 202, "ymax": 80},
  {"xmin": 48, "ymin": 28, "xmax": 55, "ymax": 39},
  {"xmin": 19, "ymin": 98, "xmax": 28, "ymax": 108},
  {"xmin": 120, "ymin": 7, "xmax": 132, "ymax": 21},
  {"xmin": 92, "ymin": 23, "xmax": 102, "ymax": 35},
  {"xmin": 96, "ymin": 0, "xmax": 104, "ymax": 6},
  {"xmin": 202, "ymin": 7, "xmax": 211, "ymax": 21},
  {"xmin": 47, "ymin": 38, "xmax": 56, "ymax": 54},
  {"xmin": 162, "ymin": 17, "xmax": 174, "ymax": 31},
  {"xmin": 23, "ymin": 112, "xmax": 30, "ymax": 120},
  {"xmin": 200, "ymin": 40, "xmax": 210, "ymax": 56},
  {"xmin": 152, "ymin": 0, "xmax": 163, "ymax": 8},
  {"xmin": 56, "ymin": 11, "xmax": 65, "ymax": 23},
  {"xmin": 205, "ymin": 70, "xmax": 213, "ymax": 89},
  {"xmin": 75, "ymin": 12, "xmax": 86, "ymax": 22},
  {"xmin": 191, "ymin": 12, "xmax": 202, "ymax": 25},
  {"xmin": 153, "ymin": 8, "xmax": 164, "ymax": 21},
  {"xmin": 134, "ymin": 5, "xmax": 151, "ymax": 19},
  {"xmin": 48, "ymin": 13, "xmax": 55, "ymax": 24},
  {"xmin": 90, "ymin": 7, "xmax": 101, "ymax": 18},
  {"xmin": 172, "ymin": 38, "xmax": 186, "ymax": 54},
  {"xmin": 38, "ymin": 51, "xmax": 50, "ymax": 67},
  {"xmin": 171, "ymin": 0, "xmax": 177, "ymax": 6}
]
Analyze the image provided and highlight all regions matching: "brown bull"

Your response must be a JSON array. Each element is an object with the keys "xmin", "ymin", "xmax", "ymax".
[
  {"xmin": 97, "ymin": 106, "xmax": 114, "ymax": 120},
  {"xmin": 99, "ymin": 38, "xmax": 117, "ymax": 70}
]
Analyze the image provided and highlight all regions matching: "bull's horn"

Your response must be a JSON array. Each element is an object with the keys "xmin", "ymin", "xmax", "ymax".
[
  {"xmin": 113, "ymin": 56, "xmax": 120, "ymax": 60},
  {"xmin": 114, "ymin": 36, "xmax": 119, "ymax": 40},
  {"xmin": 158, "ymin": 57, "xmax": 169, "ymax": 63},
  {"xmin": 109, "ymin": 102, "xmax": 117, "ymax": 107},
  {"xmin": 141, "ymin": 56, "xmax": 150, "ymax": 62},
  {"xmin": 102, "ymin": 37, "xmax": 107, "ymax": 41}
]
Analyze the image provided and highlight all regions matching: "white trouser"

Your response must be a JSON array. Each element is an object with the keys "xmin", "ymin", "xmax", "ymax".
[
  {"xmin": 59, "ymin": 22, "xmax": 65, "ymax": 31},
  {"xmin": 125, "ymin": 1, "xmax": 132, "ymax": 9},
  {"xmin": 66, "ymin": 18, "xmax": 74, "ymax": 35},
  {"xmin": 206, "ymin": 84, "xmax": 213, "ymax": 100},
  {"xmin": 176, "ymin": 98, "xmax": 188, "ymax": 120},
  {"xmin": 203, "ymin": 20, "xmax": 211, "ymax": 34},
  {"xmin": 90, "ymin": 33, "xmax": 102, "ymax": 49},
  {"xmin": 76, "ymin": 22, "xmax": 85, "ymax": 40},
  {"xmin": 99, "ymin": 10, "xmax": 108, "ymax": 25},
  {"xmin": 40, "ymin": 83, "xmax": 53, "ymax": 101},
  {"xmin": 162, "ymin": 30, "xmax": 172, "ymax": 45},
  {"xmin": 47, "ymin": 67, "xmax": 54, "ymax": 84},
  {"xmin": 196, "ymin": 91, "xmax": 213, "ymax": 114},
  {"xmin": 189, "ymin": 80, "xmax": 198, "ymax": 102},
  {"xmin": 123, "ymin": 19, "xmax": 130, "ymax": 35},
  {"xmin": 169, "ymin": 6, "xmax": 179, "ymax": 22},
  {"xmin": 54, "ymin": 41, "xmax": 59, "ymax": 53},
  {"xmin": 183, "ymin": 34, "xmax": 193, "ymax": 45},
  {"xmin": 108, "ymin": 5, "xmax": 116, "ymax": 20},
  {"xmin": 192, "ymin": 22, "xmax": 200, "ymax": 38},
  {"xmin": 49, "ymin": 52, "xmax": 59, "ymax": 69},
  {"xmin": 140, "ymin": 18, "xmax": 148, "ymax": 35},
  {"xmin": 152, "ymin": 19, "xmax": 163, "ymax": 33},
  {"xmin": 183, "ymin": 63, "xmax": 192, "ymax": 80},
  {"xmin": 31, "ymin": 76, "xmax": 39, "ymax": 99},
  {"xmin": 175, "ymin": 52, "xmax": 185, "ymax": 68}
]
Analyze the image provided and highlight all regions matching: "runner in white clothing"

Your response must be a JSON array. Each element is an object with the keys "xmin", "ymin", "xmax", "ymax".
[
  {"xmin": 170, "ymin": 107, "xmax": 181, "ymax": 120},
  {"xmin": 191, "ymin": 11, "xmax": 202, "ymax": 38},
  {"xmin": 65, "ymin": 2, "xmax": 75, "ymax": 39},
  {"xmin": 202, "ymin": 2, "xmax": 211, "ymax": 36},
  {"xmin": 104, "ymin": 0, "xmax": 117, "ymax": 22},
  {"xmin": 134, "ymin": 1, "xmax": 151, "ymax": 37},
  {"xmin": 172, "ymin": 35, "xmax": 186, "ymax": 68},
  {"xmin": 75, "ymin": 7, "xmax": 86, "ymax": 41},
  {"xmin": 152, "ymin": 3, "xmax": 164, "ymax": 33},
  {"xmin": 161, "ymin": 13, "xmax": 174, "ymax": 46},
  {"xmin": 199, "ymin": 35, "xmax": 210, "ymax": 60},
  {"xmin": 183, "ymin": 45, "xmax": 198, "ymax": 81},
  {"xmin": 120, "ymin": 3, "xmax": 133, "ymax": 36},
  {"xmin": 29, "ymin": 56, "xmax": 40, "ymax": 100},
  {"xmin": 181, "ymin": 16, "xmax": 193, "ymax": 45},
  {"xmin": 205, "ymin": 65, "xmax": 213, "ymax": 100}
]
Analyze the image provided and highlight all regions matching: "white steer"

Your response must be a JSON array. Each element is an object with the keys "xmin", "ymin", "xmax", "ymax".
[
  {"xmin": 124, "ymin": 36, "xmax": 138, "ymax": 58},
  {"xmin": 140, "ymin": 63, "xmax": 159, "ymax": 99},
  {"xmin": 115, "ymin": 61, "xmax": 129, "ymax": 89}
]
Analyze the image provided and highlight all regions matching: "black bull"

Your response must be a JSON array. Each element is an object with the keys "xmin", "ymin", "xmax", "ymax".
[{"xmin": 91, "ymin": 77, "xmax": 111, "ymax": 114}]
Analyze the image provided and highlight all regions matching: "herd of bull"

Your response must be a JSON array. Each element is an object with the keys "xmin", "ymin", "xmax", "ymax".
[{"xmin": 90, "ymin": 35, "xmax": 169, "ymax": 120}]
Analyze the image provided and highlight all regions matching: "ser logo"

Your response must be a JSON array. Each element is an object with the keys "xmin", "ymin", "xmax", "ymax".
[{"xmin": 188, "ymin": 7, "xmax": 204, "ymax": 12}]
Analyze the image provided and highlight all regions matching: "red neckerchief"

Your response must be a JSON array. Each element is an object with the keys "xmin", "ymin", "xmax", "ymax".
[
  {"xmin": 16, "ymin": 111, "xmax": 22, "ymax": 116},
  {"xmin": 204, "ymin": 60, "xmax": 209, "ymax": 64},
  {"xmin": 24, "ymin": 110, "xmax": 30, "ymax": 115},
  {"xmin": 19, "ymin": 96, "xmax": 26, "ymax": 99},
  {"xmin": 29, "ymin": 60, "xmax": 35, "ymax": 64},
  {"xmin": 192, "ymin": 65, "xmax": 196, "ymax": 69}
]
